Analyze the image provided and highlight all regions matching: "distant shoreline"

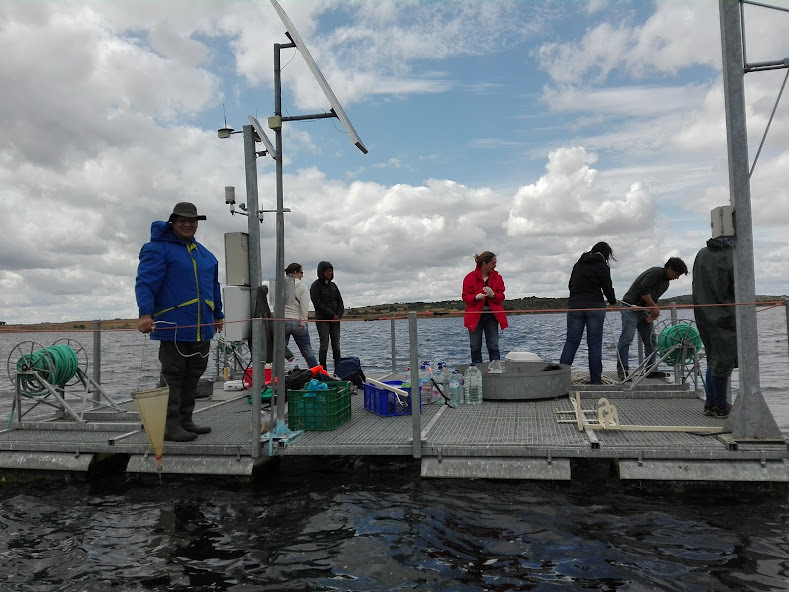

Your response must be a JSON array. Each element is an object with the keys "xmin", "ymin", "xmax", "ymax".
[{"xmin": 1, "ymin": 294, "xmax": 785, "ymax": 331}]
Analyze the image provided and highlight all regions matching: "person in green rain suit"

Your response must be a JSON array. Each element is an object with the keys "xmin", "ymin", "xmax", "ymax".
[{"xmin": 692, "ymin": 236, "xmax": 737, "ymax": 419}]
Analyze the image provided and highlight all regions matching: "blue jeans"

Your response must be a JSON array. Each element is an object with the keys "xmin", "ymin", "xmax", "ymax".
[
  {"xmin": 617, "ymin": 307, "xmax": 657, "ymax": 374},
  {"xmin": 704, "ymin": 368, "xmax": 729, "ymax": 410},
  {"xmin": 284, "ymin": 320, "xmax": 318, "ymax": 368},
  {"xmin": 469, "ymin": 313, "xmax": 500, "ymax": 364},
  {"xmin": 559, "ymin": 309, "xmax": 606, "ymax": 384}
]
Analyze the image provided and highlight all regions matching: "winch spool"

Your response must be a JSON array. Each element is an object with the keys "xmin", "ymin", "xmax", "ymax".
[
  {"xmin": 7, "ymin": 340, "xmax": 88, "ymax": 396},
  {"xmin": 657, "ymin": 323, "xmax": 702, "ymax": 366}
]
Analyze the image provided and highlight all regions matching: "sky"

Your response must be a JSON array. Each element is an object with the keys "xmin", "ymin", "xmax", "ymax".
[{"xmin": 1, "ymin": 0, "xmax": 788, "ymax": 324}]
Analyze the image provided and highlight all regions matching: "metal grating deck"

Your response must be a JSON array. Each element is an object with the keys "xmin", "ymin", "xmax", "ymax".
[{"xmin": 0, "ymin": 379, "xmax": 785, "ymax": 481}]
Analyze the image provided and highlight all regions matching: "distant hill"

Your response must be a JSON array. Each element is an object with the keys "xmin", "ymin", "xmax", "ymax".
[
  {"xmin": 342, "ymin": 294, "xmax": 788, "ymax": 320},
  {"xmin": 0, "ymin": 295, "xmax": 785, "ymax": 329}
]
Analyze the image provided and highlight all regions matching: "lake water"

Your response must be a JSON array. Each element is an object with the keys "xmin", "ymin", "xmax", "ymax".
[{"xmin": 0, "ymin": 307, "xmax": 787, "ymax": 591}]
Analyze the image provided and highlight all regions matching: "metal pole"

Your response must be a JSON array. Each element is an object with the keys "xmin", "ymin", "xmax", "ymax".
[
  {"xmin": 390, "ymin": 314, "xmax": 397, "ymax": 375},
  {"xmin": 719, "ymin": 0, "xmax": 781, "ymax": 438},
  {"xmin": 670, "ymin": 303, "xmax": 679, "ymax": 384},
  {"xmin": 408, "ymin": 311, "xmax": 421, "ymax": 458},
  {"xmin": 92, "ymin": 321, "xmax": 101, "ymax": 407},
  {"xmin": 243, "ymin": 124, "xmax": 264, "ymax": 449},
  {"xmin": 273, "ymin": 43, "xmax": 288, "ymax": 425},
  {"xmin": 251, "ymin": 317, "xmax": 262, "ymax": 458},
  {"xmin": 786, "ymin": 298, "xmax": 789, "ymax": 363}
]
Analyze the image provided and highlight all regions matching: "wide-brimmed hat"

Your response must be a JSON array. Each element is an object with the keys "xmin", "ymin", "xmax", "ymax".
[{"xmin": 168, "ymin": 202, "xmax": 207, "ymax": 222}]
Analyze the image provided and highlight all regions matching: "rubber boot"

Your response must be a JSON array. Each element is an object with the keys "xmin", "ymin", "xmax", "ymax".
[
  {"xmin": 180, "ymin": 370, "xmax": 211, "ymax": 435},
  {"xmin": 164, "ymin": 384, "xmax": 197, "ymax": 442}
]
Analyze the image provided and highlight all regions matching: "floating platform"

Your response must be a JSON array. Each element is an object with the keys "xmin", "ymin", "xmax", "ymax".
[{"xmin": 0, "ymin": 374, "xmax": 786, "ymax": 486}]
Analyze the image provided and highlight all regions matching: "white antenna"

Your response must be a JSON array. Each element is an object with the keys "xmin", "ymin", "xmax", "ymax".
[
  {"xmin": 248, "ymin": 115, "xmax": 279, "ymax": 158},
  {"xmin": 269, "ymin": 0, "xmax": 368, "ymax": 154}
]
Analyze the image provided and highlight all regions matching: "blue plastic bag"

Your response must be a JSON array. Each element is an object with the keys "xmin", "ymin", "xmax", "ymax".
[{"xmin": 306, "ymin": 378, "xmax": 328, "ymax": 391}]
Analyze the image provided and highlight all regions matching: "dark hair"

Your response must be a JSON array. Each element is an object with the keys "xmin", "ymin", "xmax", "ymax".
[
  {"xmin": 285, "ymin": 262, "xmax": 302, "ymax": 275},
  {"xmin": 589, "ymin": 241, "xmax": 617, "ymax": 263},
  {"xmin": 665, "ymin": 257, "xmax": 688, "ymax": 275},
  {"xmin": 474, "ymin": 251, "xmax": 496, "ymax": 268}
]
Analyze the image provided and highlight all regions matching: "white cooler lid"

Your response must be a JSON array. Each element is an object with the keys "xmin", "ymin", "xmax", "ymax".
[{"xmin": 504, "ymin": 351, "xmax": 542, "ymax": 362}]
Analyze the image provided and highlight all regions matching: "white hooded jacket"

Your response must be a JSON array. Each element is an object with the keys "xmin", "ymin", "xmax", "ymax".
[{"xmin": 284, "ymin": 273, "xmax": 310, "ymax": 322}]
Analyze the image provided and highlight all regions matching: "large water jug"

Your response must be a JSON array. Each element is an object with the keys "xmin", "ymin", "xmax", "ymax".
[
  {"xmin": 488, "ymin": 359, "xmax": 503, "ymax": 374},
  {"xmin": 448, "ymin": 371, "xmax": 463, "ymax": 407},
  {"xmin": 464, "ymin": 363, "xmax": 483, "ymax": 405},
  {"xmin": 418, "ymin": 363, "xmax": 432, "ymax": 406}
]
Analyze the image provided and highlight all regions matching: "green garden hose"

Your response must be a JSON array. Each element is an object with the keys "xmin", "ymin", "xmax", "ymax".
[
  {"xmin": 657, "ymin": 323, "xmax": 702, "ymax": 366},
  {"xmin": 16, "ymin": 344, "xmax": 80, "ymax": 395}
]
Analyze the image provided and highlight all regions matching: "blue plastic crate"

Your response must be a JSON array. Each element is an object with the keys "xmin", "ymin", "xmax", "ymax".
[{"xmin": 363, "ymin": 381, "xmax": 418, "ymax": 416}]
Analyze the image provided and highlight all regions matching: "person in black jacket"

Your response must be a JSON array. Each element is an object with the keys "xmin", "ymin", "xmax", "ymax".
[
  {"xmin": 559, "ymin": 242, "xmax": 617, "ymax": 384},
  {"xmin": 310, "ymin": 261, "xmax": 344, "ymax": 371}
]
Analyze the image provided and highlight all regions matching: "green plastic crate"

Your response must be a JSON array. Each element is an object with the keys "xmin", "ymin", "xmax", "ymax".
[{"xmin": 287, "ymin": 380, "xmax": 352, "ymax": 431}]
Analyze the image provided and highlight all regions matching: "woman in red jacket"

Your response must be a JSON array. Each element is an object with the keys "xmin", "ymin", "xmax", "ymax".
[{"xmin": 462, "ymin": 251, "xmax": 508, "ymax": 364}]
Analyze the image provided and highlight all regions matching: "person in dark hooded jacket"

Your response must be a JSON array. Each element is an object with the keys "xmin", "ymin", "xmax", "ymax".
[
  {"xmin": 692, "ymin": 236, "xmax": 736, "ymax": 418},
  {"xmin": 559, "ymin": 242, "xmax": 617, "ymax": 384},
  {"xmin": 310, "ymin": 261, "xmax": 344, "ymax": 371}
]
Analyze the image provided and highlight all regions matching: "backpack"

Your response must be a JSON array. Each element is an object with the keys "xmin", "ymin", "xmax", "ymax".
[
  {"xmin": 280, "ymin": 368, "xmax": 334, "ymax": 392},
  {"xmin": 335, "ymin": 356, "xmax": 366, "ymax": 389}
]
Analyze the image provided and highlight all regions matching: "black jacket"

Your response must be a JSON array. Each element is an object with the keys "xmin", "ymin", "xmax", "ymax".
[
  {"xmin": 249, "ymin": 284, "xmax": 293, "ymax": 363},
  {"xmin": 567, "ymin": 252, "xmax": 616, "ymax": 309},
  {"xmin": 310, "ymin": 261, "xmax": 344, "ymax": 320}
]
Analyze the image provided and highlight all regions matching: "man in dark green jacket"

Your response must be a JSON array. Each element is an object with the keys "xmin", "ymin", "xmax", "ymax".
[
  {"xmin": 617, "ymin": 257, "xmax": 688, "ymax": 379},
  {"xmin": 692, "ymin": 237, "xmax": 736, "ymax": 418}
]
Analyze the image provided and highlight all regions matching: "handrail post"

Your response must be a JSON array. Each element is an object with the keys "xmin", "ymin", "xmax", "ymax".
[
  {"xmin": 408, "ymin": 311, "xmax": 421, "ymax": 458},
  {"xmin": 670, "ymin": 303, "xmax": 679, "ymax": 383},
  {"xmin": 92, "ymin": 321, "xmax": 101, "ymax": 407},
  {"xmin": 785, "ymin": 299, "xmax": 789, "ymax": 364},
  {"xmin": 390, "ymin": 311, "xmax": 397, "ymax": 374}
]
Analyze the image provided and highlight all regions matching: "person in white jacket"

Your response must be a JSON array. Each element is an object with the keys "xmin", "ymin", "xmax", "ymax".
[{"xmin": 283, "ymin": 263, "xmax": 319, "ymax": 368}]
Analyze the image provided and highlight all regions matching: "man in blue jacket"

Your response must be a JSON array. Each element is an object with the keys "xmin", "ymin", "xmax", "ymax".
[{"xmin": 135, "ymin": 202, "xmax": 224, "ymax": 442}]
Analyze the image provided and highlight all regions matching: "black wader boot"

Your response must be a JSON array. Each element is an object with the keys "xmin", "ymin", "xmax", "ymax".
[
  {"xmin": 180, "ymin": 368, "xmax": 211, "ymax": 435},
  {"xmin": 160, "ymin": 342, "xmax": 198, "ymax": 442},
  {"xmin": 164, "ymin": 383, "xmax": 197, "ymax": 442}
]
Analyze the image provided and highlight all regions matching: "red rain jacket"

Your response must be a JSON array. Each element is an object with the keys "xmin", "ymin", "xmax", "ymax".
[{"xmin": 462, "ymin": 268, "xmax": 508, "ymax": 331}]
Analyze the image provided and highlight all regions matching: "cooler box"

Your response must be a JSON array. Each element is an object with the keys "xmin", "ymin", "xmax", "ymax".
[{"xmin": 243, "ymin": 365, "xmax": 272, "ymax": 388}]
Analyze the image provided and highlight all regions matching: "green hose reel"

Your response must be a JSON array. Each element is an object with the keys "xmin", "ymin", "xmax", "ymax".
[
  {"xmin": 657, "ymin": 323, "xmax": 702, "ymax": 366},
  {"xmin": 7, "ymin": 339, "xmax": 88, "ymax": 397}
]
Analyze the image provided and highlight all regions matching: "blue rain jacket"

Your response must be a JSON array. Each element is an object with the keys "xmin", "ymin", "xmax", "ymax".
[{"xmin": 135, "ymin": 221, "xmax": 224, "ymax": 342}]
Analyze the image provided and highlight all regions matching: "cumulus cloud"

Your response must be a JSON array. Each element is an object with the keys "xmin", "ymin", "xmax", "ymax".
[
  {"xmin": 504, "ymin": 147, "xmax": 656, "ymax": 237},
  {"xmin": 0, "ymin": 0, "xmax": 786, "ymax": 327}
]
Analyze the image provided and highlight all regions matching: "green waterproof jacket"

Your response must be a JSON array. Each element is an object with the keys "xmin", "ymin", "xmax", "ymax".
[{"xmin": 692, "ymin": 237, "xmax": 737, "ymax": 376}]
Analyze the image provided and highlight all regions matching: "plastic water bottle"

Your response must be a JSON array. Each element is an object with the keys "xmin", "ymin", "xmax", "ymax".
[
  {"xmin": 432, "ymin": 362, "xmax": 446, "ymax": 404},
  {"xmin": 440, "ymin": 363, "xmax": 451, "ymax": 395},
  {"xmin": 403, "ymin": 367, "xmax": 411, "ymax": 388},
  {"xmin": 488, "ymin": 359, "xmax": 503, "ymax": 374},
  {"xmin": 449, "ymin": 371, "xmax": 463, "ymax": 407},
  {"xmin": 464, "ymin": 363, "xmax": 483, "ymax": 405},
  {"xmin": 419, "ymin": 363, "xmax": 432, "ymax": 406}
]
